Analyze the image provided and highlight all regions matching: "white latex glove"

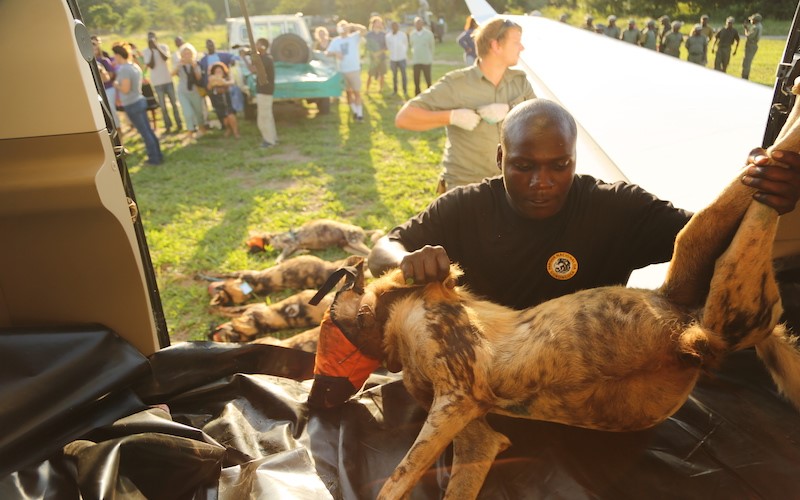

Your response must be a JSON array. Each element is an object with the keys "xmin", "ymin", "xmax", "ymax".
[
  {"xmin": 449, "ymin": 108, "xmax": 482, "ymax": 131},
  {"xmin": 477, "ymin": 103, "xmax": 510, "ymax": 124}
]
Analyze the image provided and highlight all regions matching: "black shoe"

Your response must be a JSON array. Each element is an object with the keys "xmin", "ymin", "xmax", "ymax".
[{"xmin": 355, "ymin": 115, "xmax": 364, "ymax": 122}]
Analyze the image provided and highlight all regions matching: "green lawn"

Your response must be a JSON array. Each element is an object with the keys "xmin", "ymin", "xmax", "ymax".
[{"xmin": 118, "ymin": 29, "xmax": 789, "ymax": 342}]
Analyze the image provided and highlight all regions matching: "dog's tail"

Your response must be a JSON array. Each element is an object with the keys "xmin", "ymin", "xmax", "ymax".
[{"xmin": 756, "ymin": 324, "xmax": 800, "ymax": 412}]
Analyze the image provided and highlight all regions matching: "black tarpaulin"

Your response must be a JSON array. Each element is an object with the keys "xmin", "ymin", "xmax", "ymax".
[{"xmin": 1, "ymin": 329, "xmax": 799, "ymax": 499}]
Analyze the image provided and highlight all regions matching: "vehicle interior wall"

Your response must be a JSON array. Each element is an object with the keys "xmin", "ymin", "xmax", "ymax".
[{"xmin": 0, "ymin": 0, "xmax": 161, "ymax": 355}]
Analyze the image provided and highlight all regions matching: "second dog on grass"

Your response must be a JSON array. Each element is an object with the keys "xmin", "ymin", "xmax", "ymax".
[
  {"xmin": 202, "ymin": 255, "xmax": 347, "ymax": 306},
  {"xmin": 210, "ymin": 289, "xmax": 332, "ymax": 343},
  {"xmin": 247, "ymin": 219, "xmax": 384, "ymax": 262}
]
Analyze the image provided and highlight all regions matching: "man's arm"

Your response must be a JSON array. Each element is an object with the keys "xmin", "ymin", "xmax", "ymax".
[
  {"xmin": 368, "ymin": 236, "xmax": 450, "ymax": 283},
  {"xmin": 395, "ymin": 102, "xmax": 451, "ymax": 130}
]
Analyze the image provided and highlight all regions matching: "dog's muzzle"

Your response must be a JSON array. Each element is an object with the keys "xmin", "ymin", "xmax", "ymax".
[{"xmin": 308, "ymin": 311, "xmax": 380, "ymax": 409}]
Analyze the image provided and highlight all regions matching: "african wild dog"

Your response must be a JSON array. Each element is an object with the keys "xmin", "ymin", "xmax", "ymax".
[
  {"xmin": 306, "ymin": 91, "xmax": 800, "ymax": 498},
  {"xmin": 210, "ymin": 289, "xmax": 332, "ymax": 343},
  {"xmin": 202, "ymin": 255, "xmax": 346, "ymax": 306},
  {"xmin": 250, "ymin": 325, "xmax": 320, "ymax": 352},
  {"xmin": 246, "ymin": 219, "xmax": 384, "ymax": 262}
]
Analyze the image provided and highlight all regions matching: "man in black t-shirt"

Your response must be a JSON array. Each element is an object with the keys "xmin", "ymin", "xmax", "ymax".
[
  {"xmin": 368, "ymin": 99, "xmax": 800, "ymax": 310},
  {"xmin": 248, "ymin": 38, "xmax": 277, "ymax": 148}
]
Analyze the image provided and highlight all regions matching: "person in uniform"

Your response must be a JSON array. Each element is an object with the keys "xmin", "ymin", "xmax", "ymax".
[
  {"xmin": 604, "ymin": 15, "xmax": 621, "ymax": 39},
  {"xmin": 657, "ymin": 15, "xmax": 671, "ymax": 52},
  {"xmin": 621, "ymin": 19, "xmax": 641, "ymax": 45},
  {"xmin": 742, "ymin": 13, "xmax": 763, "ymax": 80},
  {"xmin": 582, "ymin": 15, "xmax": 594, "ymax": 31},
  {"xmin": 662, "ymin": 20, "xmax": 684, "ymax": 57},
  {"xmin": 685, "ymin": 24, "xmax": 708, "ymax": 65},
  {"xmin": 699, "ymin": 14, "xmax": 715, "ymax": 66},
  {"xmin": 712, "ymin": 17, "xmax": 740, "ymax": 73},
  {"xmin": 641, "ymin": 19, "xmax": 658, "ymax": 50}
]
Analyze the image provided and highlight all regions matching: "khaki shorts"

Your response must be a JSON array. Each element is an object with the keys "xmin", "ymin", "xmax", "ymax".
[{"xmin": 342, "ymin": 70, "xmax": 362, "ymax": 91}]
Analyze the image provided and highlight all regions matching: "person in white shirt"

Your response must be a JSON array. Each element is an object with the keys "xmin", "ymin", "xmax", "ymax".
[
  {"xmin": 143, "ymin": 32, "xmax": 183, "ymax": 133},
  {"xmin": 385, "ymin": 21, "xmax": 409, "ymax": 98},
  {"xmin": 326, "ymin": 20, "xmax": 367, "ymax": 121}
]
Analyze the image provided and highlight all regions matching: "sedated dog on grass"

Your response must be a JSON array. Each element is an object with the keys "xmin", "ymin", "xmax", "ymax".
[
  {"xmin": 246, "ymin": 219, "xmax": 384, "ymax": 263},
  {"xmin": 201, "ymin": 255, "xmax": 347, "ymax": 307},
  {"xmin": 210, "ymin": 289, "xmax": 332, "ymax": 343},
  {"xmin": 306, "ymin": 108, "xmax": 800, "ymax": 497}
]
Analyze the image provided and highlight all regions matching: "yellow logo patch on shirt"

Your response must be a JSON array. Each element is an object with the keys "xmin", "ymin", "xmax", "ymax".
[{"xmin": 547, "ymin": 252, "xmax": 578, "ymax": 280}]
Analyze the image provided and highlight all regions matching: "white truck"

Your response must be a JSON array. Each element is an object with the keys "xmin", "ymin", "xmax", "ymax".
[{"xmin": 226, "ymin": 14, "xmax": 342, "ymax": 116}]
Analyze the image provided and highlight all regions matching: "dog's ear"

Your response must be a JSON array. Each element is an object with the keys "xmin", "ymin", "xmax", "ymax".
[{"xmin": 283, "ymin": 303, "xmax": 301, "ymax": 318}]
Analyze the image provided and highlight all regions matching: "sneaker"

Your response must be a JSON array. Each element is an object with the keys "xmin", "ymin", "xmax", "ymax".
[
  {"xmin": 260, "ymin": 141, "xmax": 274, "ymax": 148},
  {"xmin": 355, "ymin": 115, "xmax": 364, "ymax": 122}
]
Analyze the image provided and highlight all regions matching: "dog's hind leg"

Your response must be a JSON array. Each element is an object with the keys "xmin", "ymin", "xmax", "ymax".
[
  {"xmin": 756, "ymin": 324, "xmax": 800, "ymax": 411},
  {"xmin": 377, "ymin": 395, "xmax": 484, "ymax": 500},
  {"xmin": 701, "ymin": 199, "xmax": 782, "ymax": 355},
  {"xmin": 342, "ymin": 240, "xmax": 372, "ymax": 257},
  {"xmin": 660, "ymin": 174, "xmax": 756, "ymax": 308},
  {"xmin": 445, "ymin": 417, "xmax": 511, "ymax": 499}
]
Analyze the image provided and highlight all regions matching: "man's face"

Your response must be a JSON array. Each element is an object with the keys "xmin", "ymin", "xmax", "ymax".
[
  {"xmin": 392, "ymin": 22, "xmax": 399, "ymax": 33},
  {"xmin": 206, "ymin": 39, "xmax": 216, "ymax": 53},
  {"xmin": 175, "ymin": 37, "xmax": 184, "ymax": 48},
  {"xmin": 415, "ymin": 19, "xmax": 424, "ymax": 30},
  {"xmin": 495, "ymin": 28, "xmax": 524, "ymax": 68},
  {"xmin": 499, "ymin": 123, "xmax": 576, "ymax": 220}
]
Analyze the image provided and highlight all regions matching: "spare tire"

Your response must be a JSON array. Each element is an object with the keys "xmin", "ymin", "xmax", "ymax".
[{"xmin": 271, "ymin": 33, "xmax": 310, "ymax": 64}]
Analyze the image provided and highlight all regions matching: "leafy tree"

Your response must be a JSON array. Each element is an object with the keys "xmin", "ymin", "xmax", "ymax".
[
  {"xmin": 151, "ymin": 0, "xmax": 183, "ymax": 30},
  {"xmin": 86, "ymin": 4, "xmax": 122, "ymax": 32},
  {"xmin": 123, "ymin": 6, "xmax": 151, "ymax": 34},
  {"xmin": 182, "ymin": 1, "xmax": 215, "ymax": 31}
]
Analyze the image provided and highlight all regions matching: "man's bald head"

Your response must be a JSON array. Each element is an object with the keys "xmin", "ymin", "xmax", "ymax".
[{"xmin": 501, "ymin": 99, "xmax": 577, "ymax": 149}]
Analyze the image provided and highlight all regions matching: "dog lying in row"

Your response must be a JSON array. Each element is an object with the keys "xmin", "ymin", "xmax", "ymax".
[
  {"xmin": 307, "ymin": 146, "xmax": 800, "ymax": 497},
  {"xmin": 246, "ymin": 219, "xmax": 384, "ymax": 263},
  {"xmin": 210, "ymin": 289, "xmax": 331, "ymax": 343},
  {"xmin": 201, "ymin": 255, "xmax": 347, "ymax": 307},
  {"xmin": 250, "ymin": 326, "xmax": 320, "ymax": 352}
]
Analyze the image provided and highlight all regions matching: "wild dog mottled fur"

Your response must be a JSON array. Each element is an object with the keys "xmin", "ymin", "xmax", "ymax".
[
  {"xmin": 327, "ymin": 156, "xmax": 800, "ymax": 497},
  {"xmin": 247, "ymin": 219, "xmax": 384, "ymax": 262},
  {"xmin": 210, "ymin": 289, "xmax": 332, "ymax": 343},
  {"xmin": 250, "ymin": 325, "xmax": 320, "ymax": 352},
  {"xmin": 204, "ymin": 255, "xmax": 346, "ymax": 306}
]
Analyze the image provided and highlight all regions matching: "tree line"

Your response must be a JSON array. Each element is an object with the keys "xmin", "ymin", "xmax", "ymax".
[{"xmin": 78, "ymin": 0, "xmax": 796, "ymax": 35}]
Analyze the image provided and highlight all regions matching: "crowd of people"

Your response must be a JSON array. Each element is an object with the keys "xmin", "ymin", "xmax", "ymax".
[
  {"xmin": 573, "ymin": 12, "xmax": 763, "ymax": 78},
  {"xmin": 92, "ymin": 30, "xmax": 277, "ymax": 166}
]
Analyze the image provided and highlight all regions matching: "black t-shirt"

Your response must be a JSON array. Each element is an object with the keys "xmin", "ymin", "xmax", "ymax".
[
  {"xmin": 255, "ymin": 52, "xmax": 275, "ymax": 95},
  {"xmin": 388, "ymin": 175, "xmax": 692, "ymax": 310}
]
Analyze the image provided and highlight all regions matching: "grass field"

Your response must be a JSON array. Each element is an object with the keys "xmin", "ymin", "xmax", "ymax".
[{"xmin": 118, "ymin": 26, "xmax": 790, "ymax": 342}]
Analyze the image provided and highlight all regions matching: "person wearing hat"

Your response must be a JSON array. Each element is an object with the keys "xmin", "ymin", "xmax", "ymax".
[
  {"xmin": 685, "ymin": 24, "xmax": 708, "ymax": 65},
  {"xmin": 604, "ymin": 15, "xmax": 621, "ymax": 39},
  {"xmin": 698, "ymin": 14, "xmax": 714, "ymax": 65},
  {"xmin": 657, "ymin": 15, "xmax": 671, "ymax": 52},
  {"xmin": 621, "ymin": 19, "xmax": 641, "ymax": 45},
  {"xmin": 712, "ymin": 17, "xmax": 740, "ymax": 73},
  {"xmin": 582, "ymin": 14, "xmax": 594, "ymax": 31},
  {"xmin": 641, "ymin": 19, "xmax": 658, "ymax": 50},
  {"xmin": 662, "ymin": 20, "xmax": 684, "ymax": 57},
  {"xmin": 742, "ymin": 13, "xmax": 763, "ymax": 80},
  {"xmin": 143, "ymin": 31, "xmax": 183, "ymax": 134}
]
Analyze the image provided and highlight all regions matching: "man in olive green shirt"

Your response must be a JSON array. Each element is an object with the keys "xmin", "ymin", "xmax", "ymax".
[
  {"xmin": 409, "ymin": 17, "xmax": 435, "ymax": 95},
  {"xmin": 742, "ymin": 13, "xmax": 763, "ymax": 80},
  {"xmin": 698, "ymin": 14, "xmax": 714, "ymax": 65},
  {"xmin": 662, "ymin": 21, "xmax": 684, "ymax": 57},
  {"xmin": 395, "ymin": 17, "xmax": 535, "ymax": 192}
]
